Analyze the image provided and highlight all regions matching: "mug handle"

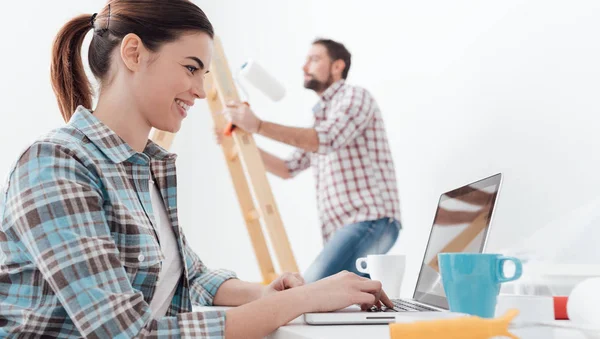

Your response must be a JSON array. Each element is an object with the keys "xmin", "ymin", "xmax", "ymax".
[
  {"xmin": 355, "ymin": 257, "xmax": 369, "ymax": 274},
  {"xmin": 496, "ymin": 256, "xmax": 523, "ymax": 283}
]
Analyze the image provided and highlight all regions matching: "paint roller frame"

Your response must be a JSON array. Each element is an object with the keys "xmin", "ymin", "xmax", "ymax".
[{"xmin": 224, "ymin": 60, "xmax": 285, "ymax": 136}]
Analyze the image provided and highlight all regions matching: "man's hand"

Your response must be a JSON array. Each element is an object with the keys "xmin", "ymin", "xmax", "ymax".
[
  {"xmin": 222, "ymin": 101, "xmax": 262, "ymax": 133},
  {"xmin": 262, "ymin": 272, "xmax": 305, "ymax": 297},
  {"xmin": 213, "ymin": 126, "xmax": 224, "ymax": 145}
]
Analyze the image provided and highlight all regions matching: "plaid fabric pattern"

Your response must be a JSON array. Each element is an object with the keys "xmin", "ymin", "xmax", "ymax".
[
  {"xmin": 286, "ymin": 80, "xmax": 401, "ymax": 242},
  {"xmin": 0, "ymin": 107, "xmax": 236, "ymax": 338}
]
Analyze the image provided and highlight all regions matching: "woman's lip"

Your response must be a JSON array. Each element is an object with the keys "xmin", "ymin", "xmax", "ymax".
[{"xmin": 175, "ymin": 102, "xmax": 187, "ymax": 118}]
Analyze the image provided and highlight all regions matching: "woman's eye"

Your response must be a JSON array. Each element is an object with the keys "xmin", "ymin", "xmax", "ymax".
[{"xmin": 185, "ymin": 65, "xmax": 198, "ymax": 74}]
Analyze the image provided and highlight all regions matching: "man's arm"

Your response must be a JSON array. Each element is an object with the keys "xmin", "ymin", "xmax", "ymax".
[
  {"xmin": 223, "ymin": 86, "xmax": 375, "ymax": 155},
  {"xmin": 221, "ymin": 102, "xmax": 319, "ymax": 153},
  {"xmin": 257, "ymin": 122, "xmax": 319, "ymax": 153},
  {"xmin": 259, "ymin": 149, "xmax": 293, "ymax": 179},
  {"xmin": 212, "ymin": 126, "xmax": 304, "ymax": 179}
]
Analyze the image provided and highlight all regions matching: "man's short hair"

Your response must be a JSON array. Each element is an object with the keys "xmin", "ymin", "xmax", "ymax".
[{"xmin": 313, "ymin": 38, "xmax": 352, "ymax": 79}]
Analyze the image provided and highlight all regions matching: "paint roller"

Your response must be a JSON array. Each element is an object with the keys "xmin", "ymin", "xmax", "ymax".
[{"xmin": 224, "ymin": 59, "xmax": 286, "ymax": 136}]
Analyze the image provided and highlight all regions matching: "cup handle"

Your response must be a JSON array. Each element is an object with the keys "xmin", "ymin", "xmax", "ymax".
[
  {"xmin": 496, "ymin": 256, "xmax": 523, "ymax": 283},
  {"xmin": 356, "ymin": 258, "xmax": 369, "ymax": 274}
]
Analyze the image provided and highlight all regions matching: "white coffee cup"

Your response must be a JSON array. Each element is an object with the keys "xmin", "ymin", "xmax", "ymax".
[{"xmin": 355, "ymin": 254, "xmax": 406, "ymax": 299}]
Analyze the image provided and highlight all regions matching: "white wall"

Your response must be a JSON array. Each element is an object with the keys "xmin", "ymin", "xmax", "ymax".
[{"xmin": 2, "ymin": 0, "xmax": 600, "ymax": 296}]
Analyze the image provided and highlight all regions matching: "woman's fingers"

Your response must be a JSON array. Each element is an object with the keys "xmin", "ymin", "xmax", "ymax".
[
  {"xmin": 379, "ymin": 290, "xmax": 394, "ymax": 309},
  {"xmin": 359, "ymin": 279, "xmax": 383, "ymax": 294},
  {"xmin": 357, "ymin": 279, "xmax": 394, "ymax": 309},
  {"xmin": 293, "ymin": 272, "xmax": 305, "ymax": 285},
  {"xmin": 356, "ymin": 292, "xmax": 377, "ymax": 308},
  {"xmin": 283, "ymin": 273, "xmax": 304, "ymax": 289}
]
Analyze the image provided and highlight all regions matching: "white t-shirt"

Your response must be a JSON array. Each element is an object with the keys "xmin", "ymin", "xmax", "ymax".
[{"xmin": 148, "ymin": 180, "xmax": 183, "ymax": 320}]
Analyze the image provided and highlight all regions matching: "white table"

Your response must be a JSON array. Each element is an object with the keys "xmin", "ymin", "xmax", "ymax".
[
  {"xmin": 268, "ymin": 317, "xmax": 589, "ymax": 339},
  {"xmin": 193, "ymin": 306, "xmax": 590, "ymax": 338}
]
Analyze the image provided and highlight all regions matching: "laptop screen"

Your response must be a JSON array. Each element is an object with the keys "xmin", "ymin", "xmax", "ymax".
[{"xmin": 412, "ymin": 173, "xmax": 502, "ymax": 309}]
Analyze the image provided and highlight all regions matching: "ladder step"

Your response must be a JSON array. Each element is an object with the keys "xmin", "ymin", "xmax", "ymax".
[
  {"xmin": 208, "ymin": 88, "xmax": 218, "ymax": 100},
  {"xmin": 246, "ymin": 210, "xmax": 260, "ymax": 222},
  {"xmin": 228, "ymin": 145, "xmax": 239, "ymax": 161}
]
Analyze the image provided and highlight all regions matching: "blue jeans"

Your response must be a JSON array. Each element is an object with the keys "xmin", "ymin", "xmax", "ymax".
[{"xmin": 303, "ymin": 218, "xmax": 401, "ymax": 283}]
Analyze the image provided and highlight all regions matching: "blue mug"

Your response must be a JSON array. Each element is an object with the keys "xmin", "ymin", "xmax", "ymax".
[{"xmin": 438, "ymin": 253, "xmax": 522, "ymax": 318}]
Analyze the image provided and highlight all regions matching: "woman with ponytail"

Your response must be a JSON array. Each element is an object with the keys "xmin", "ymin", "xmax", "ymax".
[{"xmin": 0, "ymin": 1, "xmax": 392, "ymax": 338}]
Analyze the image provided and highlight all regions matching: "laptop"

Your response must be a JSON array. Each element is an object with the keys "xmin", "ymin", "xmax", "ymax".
[{"xmin": 304, "ymin": 173, "xmax": 503, "ymax": 325}]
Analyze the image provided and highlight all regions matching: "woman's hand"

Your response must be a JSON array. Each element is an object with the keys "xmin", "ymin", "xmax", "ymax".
[
  {"xmin": 223, "ymin": 271, "xmax": 393, "ymax": 338},
  {"xmin": 303, "ymin": 271, "xmax": 394, "ymax": 312},
  {"xmin": 262, "ymin": 272, "xmax": 305, "ymax": 297}
]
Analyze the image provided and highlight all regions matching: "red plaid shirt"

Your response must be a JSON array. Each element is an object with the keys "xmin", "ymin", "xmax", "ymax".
[{"xmin": 286, "ymin": 80, "xmax": 401, "ymax": 242}]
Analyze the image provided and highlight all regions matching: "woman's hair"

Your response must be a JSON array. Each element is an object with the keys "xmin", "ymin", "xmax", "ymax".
[{"xmin": 50, "ymin": 0, "xmax": 214, "ymax": 122}]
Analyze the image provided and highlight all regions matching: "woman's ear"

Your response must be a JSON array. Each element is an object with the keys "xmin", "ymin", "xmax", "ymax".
[{"xmin": 120, "ymin": 33, "xmax": 146, "ymax": 72}]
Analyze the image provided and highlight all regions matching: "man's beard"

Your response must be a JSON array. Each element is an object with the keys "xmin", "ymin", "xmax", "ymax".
[{"xmin": 304, "ymin": 73, "xmax": 334, "ymax": 93}]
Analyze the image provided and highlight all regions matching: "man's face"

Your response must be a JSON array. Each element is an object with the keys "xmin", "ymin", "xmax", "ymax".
[{"xmin": 302, "ymin": 44, "xmax": 335, "ymax": 93}]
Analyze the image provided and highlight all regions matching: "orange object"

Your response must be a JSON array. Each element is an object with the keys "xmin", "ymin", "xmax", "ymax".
[
  {"xmin": 389, "ymin": 310, "xmax": 520, "ymax": 339},
  {"xmin": 223, "ymin": 101, "xmax": 250, "ymax": 136},
  {"xmin": 224, "ymin": 122, "xmax": 236, "ymax": 136},
  {"xmin": 553, "ymin": 296, "xmax": 569, "ymax": 320}
]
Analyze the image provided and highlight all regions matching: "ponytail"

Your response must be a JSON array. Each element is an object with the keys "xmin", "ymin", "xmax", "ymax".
[{"xmin": 50, "ymin": 14, "xmax": 94, "ymax": 122}]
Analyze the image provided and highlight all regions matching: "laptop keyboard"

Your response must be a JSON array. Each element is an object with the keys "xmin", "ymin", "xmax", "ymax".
[{"xmin": 371, "ymin": 299, "xmax": 439, "ymax": 312}]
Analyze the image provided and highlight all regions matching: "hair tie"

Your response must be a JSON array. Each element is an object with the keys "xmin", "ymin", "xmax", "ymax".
[{"xmin": 90, "ymin": 13, "xmax": 98, "ymax": 28}]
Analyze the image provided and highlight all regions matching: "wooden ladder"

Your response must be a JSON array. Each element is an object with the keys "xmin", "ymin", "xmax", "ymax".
[{"xmin": 151, "ymin": 36, "xmax": 299, "ymax": 284}]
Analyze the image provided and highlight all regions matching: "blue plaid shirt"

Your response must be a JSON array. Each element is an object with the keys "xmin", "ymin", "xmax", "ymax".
[{"xmin": 0, "ymin": 107, "xmax": 236, "ymax": 338}]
